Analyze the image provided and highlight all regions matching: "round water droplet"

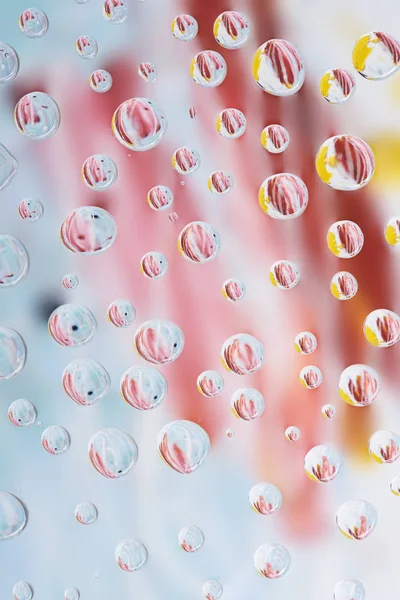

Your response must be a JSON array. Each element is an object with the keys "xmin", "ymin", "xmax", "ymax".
[
  {"xmin": 304, "ymin": 445, "xmax": 342, "ymax": 482},
  {"xmin": 0, "ymin": 42, "xmax": 19, "ymax": 84},
  {"xmin": 294, "ymin": 331, "xmax": 317, "ymax": 355},
  {"xmin": 169, "ymin": 212, "xmax": 178, "ymax": 222},
  {"xmin": 172, "ymin": 147, "xmax": 200, "ymax": 174},
  {"xmin": 62, "ymin": 358, "xmax": 110, "ymax": 406},
  {"xmin": 107, "ymin": 299, "xmax": 136, "ymax": 328},
  {"xmin": 322, "ymin": 404, "xmax": 336, "ymax": 419},
  {"xmin": 190, "ymin": 51, "xmax": 227, "ymax": 87},
  {"xmin": 120, "ymin": 365, "xmax": 167, "ymax": 410},
  {"xmin": 189, "ymin": 106, "xmax": 196, "ymax": 119},
  {"xmin": 140, "ymin": 251, "xmax": 168, "ymax": 279},
  {"xmin": 208, "ymin": 171, "xmax": 234, "ymax": 195},
  {"xmin": 157, "ymin": 420, "xmax": 210, "ymax": 474},
  {"xmin": 216, "ymin": 108, "xmax": 246, "ymax": 139},
  {"xmin": 48, "ymin": 304, "xmax": 97, "ymax": 347},
  {"xmin": 363, "ymin": 308, "xmax": 400, "ymax": 347},
  {"xmin": 0, "ymin": 493, "xmax": 27, "ymax": 541},
  {"xmin": 14, "ymin": 92, "xmax": 60, "ymax": 140},
  {"xmin": 270, "ymin": 260, "xmax": 300, "ymax": 289},
  {"xmin": 249, "ymin": 483, "xmax": 282, "ymax": 515},
  {"xmin": 352, "ymin": 31, "xmax": 400, "ymax": 80},
  {"xmin": 12, "ymin": 581, "xmax": 32, "ymax": 600},
  {"xmin": 368, "ymin": 430, "xmax": 400, "ymax": 463},
  {"xmin": 390, "ymin": 475, "xmax": 400, "ymax": 496},
  {"xmin": 60, "ymin": 206, "xmax": 117, "ymax": 254},
  {"xmin": 90, "ymin": 69, "xmax": 113, "ymax": 93},
  {"xmin": 231, "ymin": 388, "xmax": 265, "ymax": 421},
  {"xmin": 300, "ymin": 365, "xmax": 323, "ymax": 389},
  {"xmin": 82, "ymin": 155, "xmax": 118, "ymax": 191},
  {"xmin": 42, "ymin": 425, "xmax": 70, "ymax": 455},
  {"xmin": 138, "ymin": 62, "xmax": 156, "ymax": 83},
  {"xmin": 8, "ymin": 399, "xmax": 36, "ymax": 427},
  {"xmin": 0, "ymin": 327, "xmax": 26, "ymax": 381},
  {"xmin": 18, "ymin": 8, "xmax": 48, "ymax": 37},
  {"xmin": 285, "ymin": 426, "xmax": 300, "ymax": 442},
  {"xmin": 147, "ymin": 185, "xmax": 173, "ymax": 211},
  {"xmin": 320, "ymin": 69, "xmax": 356, "ymax": 104},
  {"xmin": 112, "ymin": 97, "xmax": 167, "ymax": 151},
  {"xmin": 103, "ymin": 0, "xmax": 128, "ymax": 23},
  {"xmin": 202, "ymin": 580, "xmax": 223, "ymax": 600},
  {"xmin": 0, "ymin": 235, "xmax": 29, "ymax": 286},
  {"xmin": 327, "ymin": 220, "xmax": 364, "ymax": 258},
  {"xmin": 197, "ymin": 370, "xmax": 224, "ymax": 398},
  {"xmin": 75, "ymin": 501, "xmax": 97, "ymax": 525},
  {"xmin": 89, "ymin": 428, "xmax": 138, "ymax": 478},
  {"xmin": 254, "ymin": 542, "xmax": 291, "ymax": 578},
  {"xmin": 316, "ymin": 135, "xmax": 375, "ymax": 191},
  {"xmin": 221, "ymin": 333, "xmax": 264, "ymax": 375},
  {"xmin": 252, "ymin": 39, "xmax": 304, "ymax": 96},
  {"xmin": 330, "ymin": 271, "xmax": 358, "ymax": 300},
  {"xmin": 18, "ymin": 198, "xmax": 43, "ymax": 222},
  {"xmin": 384, "ymin": 217, "xmax": 400, "ymax": 247},
  {"xmin": 178, "ymin": 221, "xmax": 220, "ymax": 263},
  {"xmin": 226, "ymin": 429, "xmax": 235, "ymax": 438},
  {"xmin": 115, "ymin": 539, "xmax": 147, "ymax": 571},
  {"xmin": 75, "ymin": 35, "xmax": 98, "ymax": 59},
  {"xmin": 62, "ymin": 274, "xmax": 79, "ymax": 290},
  {"xmin": 333, "ymin": 579, "xmax": 365, "ymax": 600},
  {"xmin": 178, "ymin": 525, "xmax": 204, "ymax": 552},
  {"xmin": 338, "ymin": 364, "xmax": 380, "ymax": 407},
  {"xmin": 213, "ymin": 11, "xmax": 250, "ymax": 49},
  {"xmin": 64, "ymin": 588, "xmax": 80, "ymax": 600},
  {"xmin": 172, "ymin": 14, "xmax": 198, "ymax": 41},
  {"xmin": 261, "ymin": 124, "xmax": 290, "ymax": 153},
  {"xmin": 259, "ymin": 173, "xmax": 308, "ymax": 219},
  {"xmin": 336, "ymin": 499, "xmax": 377, "ymax": 540},
  {"xmin": 134, "ymin": 319, "xmax": 184, "ymax": 364}
]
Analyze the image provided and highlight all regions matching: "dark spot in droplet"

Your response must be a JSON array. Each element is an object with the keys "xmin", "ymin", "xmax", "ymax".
[
  {"xmin": 118, "ymin": 470, "xmax": 122, "ymax": 473},
  {"xmin": 88, "ymin": 391, "xmax": 93, "ymax": 396},
  {"xmin": 173, "ymin": 343, "xmax": 178, "ymax": 348},
  {"xmin": 153, "ymin": 396, "xmax": 158, "ymax": 400},
  {"xmin": 72, "ymin": 325, "xmax": 78, "ymax": 331},
  {"xmin": 78, "ymin": 235, "xmax": 85, "ymax": 240}
]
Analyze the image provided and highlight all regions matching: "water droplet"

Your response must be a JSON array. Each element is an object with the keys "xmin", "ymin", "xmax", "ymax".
[
  {"xmin": 320, "ymin": 69, "xmax": 356, "ymax": 104},
  {"xmin": 352, "ymin": 31, "xmax": 400, "ymax": 80},
  {"xmin": 112, "ymin": 98, "xmax": 167, "ymax": 151},
  {"xmin": 62, "ymin": 274, "xmax": 79, "ymax": 290},
  {"xmin": 363, "ymin": 308, "xmax": 400, "ymax": 347},
  {"xmin": 304, "ymin": 445, "xmax": 342, "ymax": 482},
  {"xmin": 120, "ymin": 366, "xmax": 167, "ymax": 410},
  {"xmin": 14, "ymin": 92, "xmax": 60, "ymax": 140},
  {"xmin": 18, "ymin": 198, "xmax": 44, "ymax": 222},
  {"xmin": 140, "ymin": 251, "xmax": 168, "ymax": 279},
  {"xmin": 214, "ymin": 11, "xmax": 250, "ymax": 49},
  {"xmin": 172, "ymin": 147, "xmax": 200, "ymax": 174},
  {"xmin": 12, "ymin": 581, "xmax": 32, "ymax": 600},
  {"xmin": 178, "ymin": 222, "xmax": 220, "ymax": 263},
  {"xmin": 134, "ymin": 319, "xmax": 184, "ymax": 364},
  {"xmin": 8, "ymin": 399, "xmax": 36, "ymax": 427},
  {"xmin": 75, "ymin": 35, "xmax": 98, "ymax": 59},
  {"xmin": 172, "ymin": 15, "xmax": 198, "ymax": 41},
  {"xmin": 60, "ymin": 206, "xmax": 117, "ymax": 255},
  {"xmin": 190, "ymin": 51, "xmax": 226, "ymax": 87},
  {"xmin": 231, "ymin": 388, "xmax": 265, "ymax": 421},
  {"xmin": 0, "ymin": 327, "xmax": 26, "ymax": 381},
  {"xmin": 208, "ymin": 171, "xmax": 234, "ymax": 195},
  {"xmin": 41, "ymin": 425, "xmax": 70, "ymax": 455},
  {"xmin": 62, "ymin": 358, "xmax": 110, "ymax": 406},
  {"xmin": 82, "ymin": 155, "xmax": 118, "ymax": 191},
  {"xmin": 321, "ymin": 404, "xmax": 336, "ymax": 419},
  {"xmin": 300, "ymin": 365, "xmax": 323, "ymax": 389},
  {"xmin": 294, "ymin": 331, "xmax": 317, "ymax": 355},
  {"xmin": 270, "ymin": 260, "xmax": 300, "ymax": 289},
  {"xmin": 178, "ymin": 525, "xmax": 204, "ymax": 552},
  {"xmin": 88, "ymin": 428, "xmax": 138, "ymax": 478},
  {"xmin": 249, "ymin": 483, "xmax": 282, "ymax": 515},
  {"xmin": 254, "ymin": 542, "xmax": 291, "ymax": 578},
  {"xmin": 138, "ymin": 62, "xmax": 156, "ymax": 82},
  {"xmin": 202, "ymin": 580, "xmax": 223, "ymax": 600},
  {"xmin": 0, "ymin": 42, "xmax": 19, "ymax": 84},
  {"xmin": 18, "ymin": 8, "xmax": 49, "ymax": 38},
  {"xmin": 197, "ymin": 370, "xmax": 224, "ymax": 398},
  {"xmin": 285, "ymin": 426, "xmax": 300, "ymax": 442},
  {"xmin": 48, "ymin": 304, "xmax": 97, "ymax": 347},
  {"xmin": 103, "ymin": 0, "xmax": 128, "ymax": 23},
  {"xmin": 259, "ymin": 173, "xmax": 308, "ymax": 219},
  {"xmin": 333, "ymin": 579, "xmax": 365, "ymax": 600},
  {"xmin": 75, "ymin": 501, "xmax": 98, "ymax": 525},
  {"xmin": 107, "ymin": 299, "xmax": 136, "ymax": 328},
  {"xmin": 221, "ymin": 333, "xmax": 264, "ymax": 375},
  {"xmin": 0, "ymin": 235, "xmax": 29, "ymax": 286},
  {"xmin": 222, "ymin": 278, "xmax": 246, "ymax": 302},
  {"xmin": 252, "ymin": 39, "xmax": 304, "ymax": 96},
  {"xmin": 0, "ymin": 492, "xmax": 27, "ymax": 540},
  {"xmin": 216, "ymin": 108, "xmax": 246, "ymax": 139},
  {"xmin": 115, "ymin": 539, "xmax": 147, "ymax": 571},
  {"xmin": 338, "ymin": 364, "xmax": 380, "ymax": 406},
  {"xmin": 169, "ymin": 212, "xmax": 178, "ymax": 222},
  {"xmin": 261, "ymin": 125, "xmax": 290, "ymax": 154},
  {"xmin": 90, "ymin": 69, "xmax": 113, "ymax": 93},
  {"xmin": 390, "ymin": 475, "xmax": 400, "ymax": 496},
  {"xmin": 368, "ymin": 430, "xmax": 400, "ymax": 463},
  {"xmin": 157, "ymin": 420, "xmax": 210, "ymax": 474},
  {"xmin": 336, "ymin": 499, "xmax": 377, "ymax": 540},
  {"xmin": 317, "ymin": 136, "xmax": 375, "ymax": 191},
  {"xmin": 64, "ymin": 587, "xmax": 80, "ymax": 600},
  {"xmin": 147, "ymin": 185, "xmax": 173, "ymax": 211}
]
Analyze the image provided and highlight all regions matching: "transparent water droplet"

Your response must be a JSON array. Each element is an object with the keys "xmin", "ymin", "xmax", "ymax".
[{"xmin": 0, "ymin": 492, "xmax": 27, "ymax": 540}]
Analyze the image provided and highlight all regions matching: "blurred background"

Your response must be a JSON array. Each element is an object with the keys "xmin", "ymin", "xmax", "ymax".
[{"xmin": 1, "ymin": 0, "xmax": 400, "ymax": 598}]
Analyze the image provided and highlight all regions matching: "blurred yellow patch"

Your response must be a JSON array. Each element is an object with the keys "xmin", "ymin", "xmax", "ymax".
[{"xmin": 369, "ymin": 137, "xmax": 400, "ymax": 187}]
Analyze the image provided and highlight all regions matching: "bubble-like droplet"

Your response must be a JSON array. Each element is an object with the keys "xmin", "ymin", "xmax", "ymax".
[
  {"xmin": 333, "ymin": 579, "xmax": 365, "ymax": 600},
  {"xmin": 0, "ymin": 42, "xmax": 19, "ymax": 84},
  {"xmin": 285, "ymin": 426, "xmax": 300, "ymax": 441},
  {"xmin": 0, "ymin": 235, "xmax": 29, "ymax": 286},
  {"xmin": 208, "ymin": 171, "xmax": 234, "ymax": 195},
  {"xmin": 300, "ymin": 366, "xmax": 322, "ymax": 389},
  {"xmin": 134, "ymin": 319, "xmax": 184, "ymax": 364},
  {"xmin": 112, "ymin": 97, "xmax": 167, "ymax": 151},
  {"xmin": 12, "ymin": 581, "xmax": 33, "ymax": 600},
  {"xmin": 90, "ymin": 69, "xmax": 113, "ymax": 93},
  {"xmin": 48, "ymin": 304, "xmax": 97, "ymax": 347},
  {"xmin": 120, "ymin": 365, "xmax": 167, "ymax": 410},
  {"xmin": 202, "ymin": 580, "xmax": 223, "ymax": 600},
  {"xmin": 226, "ymin": 429, "xmax": 235, "ymax": 438},
  {"xmin": 320, "ymin": 69, "xmax": 356, "ymax": 104},
  {"xmin": 18, "ymin": 198, "xmax": 44, "ymax": 222},
  {"xmin": 172, "ymin": 14, "xmax": 198, "ymax": 41},
  {"xmin": 390, "ymin": 475, "xmax": 400, "ymax": 496},
  {"xmin": 169, "ymin": 212, "xmax": 178, "ymax": 222},
  {"xmin": 316, "ymin": 135, "xmax": 375, "ymax": 191},
  {"xmin": 60, "ymin": 206, "xmax": 117, "ymax": 254},
  {"xmin": 363, "ymin": 308, "xmax": 400, "ymax": 347},
  {"xmin": 178, "ymin": 221, "xmax": 220, "ymax": 264},
  {"xmin": 270, "ymin": 260, "xmax": 300, "ymax": 290},
  {"xmin": 178, "ymin": 525, "xmax": 204, "ymax": 552},
  {"xmin": 147, "ymin": 185, "xmax": 173, "ymax": 211},
  {"xmin": 190, "ymin": 51, "xmax": 227, "ymax": 88},
  {"xmin": 157, "ymin": 420, "xmax": 210, "ymax": 474},
  {"xmin": 252, "ymin": 39, "xmax": 305, "ymax": 96},
  {"xmin": 259, "ymin": 173, "xmax": 308, "ymax": 219},
  {"xmin": 197, "ymin": 370, "xmax": 224, "ymax": 398},
  {"xmin": 352, "ymin": 31, "xmax": 400, "ymax": 80},
  {"xmin": 368, "ymin": 430, "xmax": 400, "ymax": 464},
  {"xmin": 294, "ymin": 331, "xmax": 317, "ymax": 355},
  {"xmin": 82, "ymin": 155, "xmax": 118, "ymax": 191},
  {"xmin": 8, "ymin": 399, "xmax": 36, "ymax": 427},
  {"xmin": 322, "ymin": 404, "xmax": 336, "ymax": 419},
  {"xmin": 64, "ymin": 587, "xmax": 80, "ymax": 600},
  {"xmin": 249, "ymin": 483, "xmax": 282, "ymax": 515},
  {"xmin": 138, "ymin": 62, "xmax": 156, "ymax": 83},
  {"xmin": 89, "ymin": 428, "xmax": 138, "ymax": 478},
  {"xmin": 140, "ymin": 251, "xmax": 168, "ymax": 279},
  {"xmin": 221, "ymin": 333, "xmax": 264, "ymax": 375},
  {"xmin": 75, "ymin": 35, "xmax": 98, "ymax": 59},
  {"xmin": 213, "ymin": 11, "xmax": 250, "ymax": 49},
  {"xmin": 327, "ymin": 220, "xmax": 364, "ymax": 258},
  {"xmin": 330, "ymin": 271, "xmax": 358, "ymax": 300},
  {"xmin": 254, "ymin": 543, "xmax": 291, "ymax": 579},
  {"xmin": 385, "ymin": 216, "xmax": 400, "ymax": 247},
  {"xmin": 15, "ymin": 92, "xmax": 60, "ymax": 140},
  {"xmin": 62, "ymin": 358, "xmax": 111, "ymax": 406},
  {"xmin": 172, "ymin": 147, "xmax": 201, "ymax": 174},
  {"xmin": 103, "ymin": 0, "xmax": 128, "ymax": 23},
  {"xmin": 189, "ymin": 107, "xmax": 196, "ymax": 119},
  {"xmin": 0, "ymin": 143, "xmax": 18, "ymax": 191},
  {"xmin": 0, "ymin": 492, "xmax": 27, "ymax": 541},
  {"xmin": 0, "ymin": 327, "xmax": 26, "ymax": 381},
  {"xmin": 304, "ymin": 444, "xmax": 342, "ymax": 482},
  {"xmin": 107, "ymin": 299, "xmax": 136, "ymax": 328},
  {"xmin": 62, "ymin": 274, "xmax": 79, "ymax": 290},
  {"xmin": 338, "ymin": 364, "xmax": 380, "ymax": 407},
  {"xmin": 75, "ymin": 501, "xmax": 98, "ymax": 525},
  {"xmin": 222, "ymin": 279, "xmax": 246, "ymax": 302},
  {"xmin": 18, "ymin": 8, "xmax": 48, "ymax": 37},
  {"xmin": 216, "ymin": 108, "xmax": 246, "ymax": 139},
  {"xmin": 261, "ymin": 124, "xmax": 290, "ymax": 154},
  {"xmin": 336, "ymin": 499, "xmax": 377, "ymax": 540},
  {"xmin": 231, "ymin": 388, "xmax": 265, "ymax": 421},
  {"xmin": 41, "ymin": 425, "xmax": 70, "ymax": 455}
]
